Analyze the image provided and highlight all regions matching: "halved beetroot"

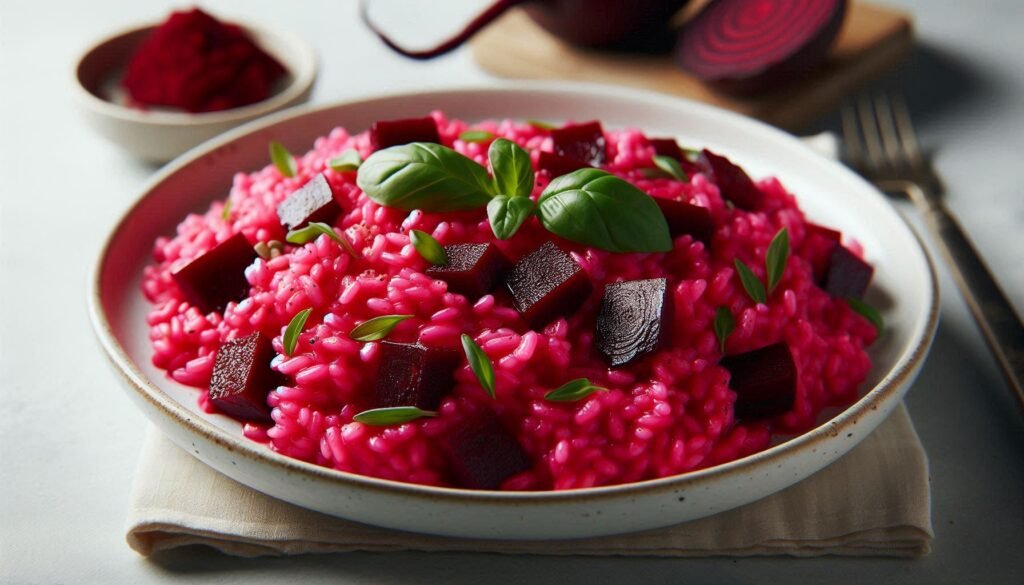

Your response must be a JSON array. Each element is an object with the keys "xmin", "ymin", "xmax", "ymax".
[
  {"xmin": 720, "ymin": 342, "xmax": 796, "ymax": 420},
  {"xmin": 426, "ymin": 243, "xmax": 509, "ymax": 298},
  {"xmin": 537, "ymin": 151, "xmax": 591, "ymax": 177},
  {"xmin": 209, "ymin": 332, "xmax": 281, "ymax": 422},
  {"xmin": 676, "ymin": 0, "xmax": 848, "ymax": 94},
  {"xmin": 172, "ymin": 232, "xmax": 255, "ymax": 313},
  {"xmin": 654, "ymin": 198, "xmax": 714, "ymax": 244},
  {"xmin": 373, "ymin": 341, "xmax": 461, "ymax": 410},
  {"xmin": 370, "ymin": 116, "xmax": 440, "ymax": 150},
  {"xmin": 276, "ymin": 173, "xmax": 342, "ymax": 231},
  {"xmin": 596, "ymin": 278, "xmax": 672, "ymax": 367},
  {"xmin": 551, "ymin": 121, "xmax": 606, "ymax": 166},
  {"xmin": 822, "ymin": 244, "xmax": 874, "ymax": 299},
  {"xmin": 700, "ymin": 149, "xmax": 763, "ymax": 210},
  {"xmin": 444, "ymin": 409, "xmax": 530, "ymax": 490},
  {"xmin": 505, "ymin": 241, "xmax": 593, "ymax": 328}
]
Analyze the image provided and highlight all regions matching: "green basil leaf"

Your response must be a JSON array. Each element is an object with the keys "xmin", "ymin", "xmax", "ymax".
[
  {"xmin": 269, "ymin": 141, "xmax": 296, "ymax": 178},
  {"xmin": 544, "ymin": 378, "xmax": 607, "ymax": 402},
  {"xmin": 353, "ymin": 406, "xmax": 437, "ymax": 426},
  {"xmin": 286, "ymin": 222, "xmax": 358, "ymax": 259},
  {"xmin": 356, "ymin": 142, "xmax": 494, "ymax": 211},
  {"xmin": 537, "ymin": 168, "xmax": 672, "ymax": 253},
  {"xmin": 487, "ymin": 195, "xmax": 535, "ymax": 240},
  {"xmin": 459, "ymin": 130, "xmax": 494, "ymax": 143},
  {"xmin": 221, "ymin": 198, "xmax": 232, "ymax": 221},
  {"xmin": 713, "ymin": 306, "xmax": 736, "ymax": 354},
  {"xmin": 734, "ymin": 259, "xmax": 767, "ymax": 304},
  {"xmin": 461, "ymin": 334, "xmax": 496, "ymax": 399},
  {"xmin": 349, "ymin": 314, "xmax": 413, "ymax": 342},
  {"xmin": 409, "ymin": 229, "xmax": 448, "ymax": 265},
  {"xmin": 488, "ymin": 138, "xmax": 534, "ymax": 199},
  {"xmin": 328, "ymin": 149, "xmax": 362, "ymax": 172},
  {"xmin": 846, "ymin": 297, "xmax": 884, "ymax": 333},
  {"xmin": 283, "ymin": 308, "xmax": 312, "ymax": 356},
  {"xmin": 526, "ymin": 119, "xmax": 555, "ymax": 130},
  {"xmin": 652, "ymin": 155, "xmax": 689, "ymax": 181},
  {"xmin": 765, "ymin": 227, "xmax": 789, "ymax": 293}
]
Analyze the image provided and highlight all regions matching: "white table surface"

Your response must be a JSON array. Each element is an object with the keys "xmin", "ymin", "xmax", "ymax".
[{"xmin": 2, "ymin": 1, "xmax": 1022, "ymax": 583}]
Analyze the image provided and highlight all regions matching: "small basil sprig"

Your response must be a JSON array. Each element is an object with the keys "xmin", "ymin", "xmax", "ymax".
[
  {"xmin": 353, "ymin": 406, "xmax": 437, "ymax": 425},
  {"xmin": 286, "ymin": 222, "xmax": 358, "ymax": 259},
  {"xmin": 283, "ymin": 308, "xmax": 312, "ymax": 356},
  {"xmin": 328, "ymin": 149, "xmax": 362, "ymax": 172},
  {"xmin": 713, "ymin": 306, "xmax": 735, "ymax": 354},
  {"xmin": 269, "ymin": 141, "xmax": 296, "ymax": 178},
  {"xmin": 409, "ymin": 229, "xmax": 448, "ymax": 265},
  {"xmin": 765, "ymin": 227, "xmax": 789, "ymax": 293},
  {"xmin": 221, "ymin": 198, "xmax": 232, "ymax": 221},
  {"xmin": 349, "ymin": 315, "xmax": 413, "ymax": 342},
  {"xmin": 652, "ymin": 155, "xmax": 689, "ymax": 181},
  {"xmin": 538, "ymin": 169, "xmax": 672, "ymax": 253},
  {"xmin": 459, "ymin": 130, "xmax": 494, "ymax": 143},
  {"xmin": 734, "ymin": 259, "xmax": 767, "ymax": 304},
  {"xmin": 487, "ymin": 195, "xmax": 535, "ymax": 240},
  {"xmin": 357, "ymin": 142, "xmax": 494, "ymax": 211},
  {"xmin": 544, "ymin": 378, "xmax": 607, "ymax": 402},
  {"xmin": 846, "ymin": 297, "xmax": 884, "ymax": 333},
  {"xmin": 487, "ymin": 139, "xmax": 536, "ymax": 239},
  {"xmin": 526, "ymin": 119, "xmax": 555, "ymax": 130},
  {"xmin": 461, "ymin": 334, "xmax": 496, "ymax": 399}
]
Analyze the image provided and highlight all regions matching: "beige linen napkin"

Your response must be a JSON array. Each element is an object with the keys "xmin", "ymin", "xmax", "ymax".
[{"xmin": 126, "ymin": 403, "xmax": 932, "ymax": 558}]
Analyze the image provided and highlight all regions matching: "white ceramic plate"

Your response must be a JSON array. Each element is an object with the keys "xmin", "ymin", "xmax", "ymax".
[{"xmin": 89, "ymin": 84, "xmax": 937, "ymax": 540}]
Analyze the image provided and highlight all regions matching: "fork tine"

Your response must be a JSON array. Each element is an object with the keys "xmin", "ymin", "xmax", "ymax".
[
  {"xmin": 874, "ymin": 93, "xmax": 904, "ymax": 167},
  {"xmin": 856, "ymin": 95, "xmax": 886, "ymax": 172},
  {"xmin": 891, "ymin": 94, "xmax": 924, "ymax": 167},
  {"xmin": 840, "ymin": 102, "xmax": 866, "ymax": 170}
]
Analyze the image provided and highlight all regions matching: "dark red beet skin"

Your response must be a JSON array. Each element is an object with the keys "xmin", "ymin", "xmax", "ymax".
[
  {"xmin": 596, "ymin": 278, "xmax": 672, "ymax": 367},
  {"xmin": 649, "ymin": 137, "xmax": 685, "ymax": 161},
  {"xmin": 700, "ymin": 149, "xmax": 764, "ymax": 211},
  {"xmin": 822, "ymin": 244, "xmax": 874, "ymax": 299},
  {"xmin": 276, "ymin": 173, "xmax": 342, "ymax": 231},
  {"xmin": 721, "ymin": 342, "xmax": 797, "ymax": 420},
  {"xmin": 505, "ymin": 241, "xmax": 593, "ymax": 328},
  {"xmin": 444, "ymin": 409, "xmax": 530, "ymax": 490},
  {"xmin": 373, "ymin": 341, "xmax": 461, "ymax": 410},
  {"xmin": 676, "ymin": 0, "xmax": 848, "ymax": 94},
  {"xmin": 551, "ymin": 121, "xmax": 607, "ymax": 166},
  {"xmin": 654, "ymin": 198, "xmax": 714, "ymax": 244},
  {"xmin": 370, "ymin": 116, "xmax": 441, "ymax": 151},
  {"xmin": 537, "ymin": 151, "xmax": 591, "ymax": 177},
  {"xmin": 209, "ymin": 332, "xmax": 281, "ymax": 422},
  {"xmin": 426, "ymin": 243, "xmax": 509, "ymax": 299},
  {"xmin": 171, "ymin": 232, "xmax": 255, "ymax": 313}
]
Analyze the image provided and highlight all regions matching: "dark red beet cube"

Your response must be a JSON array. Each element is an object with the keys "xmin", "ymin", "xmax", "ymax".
[
  {"xmin": 721, "ymin": 342, "xmax": 797, "ymax": 420},
  {"xmin": 276, "ymin": 173, "xmax": 342, "ymax": 231},
  {"xmin": 551, "ymin": 121, "xmax": 606, "ymax": 166},
  {"xmin": 444, "ymin": 409, "xmax": 530, "ymax": 490},
  {"xmin": 596, "ymin": 278, "xmax": 672, "ymax": 367},
  {"xmin": 537, "ymin": 151, "xmax": 591, "ymax": 177},
  {"xmin": 369, "ymin": 116, "xmax": 440, "ymax": 150},
  {"xmin": 504, "ymin": 241, "xmax": 593, "ymax": 328},
  {"xmin": 373, "ymin": 341, "xmax": 461, "ymax": 410},
  {"xmin": 426, "ymin": 243, "xmax": 509, "ymax": 298},
  {"xmin": 209, "ymin": 332, "xmax": 280, "ymax": 422},
  {"xmin": 654, "ymin": 198, "xmax": 714, "ymax": 244},
  {"xmin": 806, "ymin": 222, "xmax": 842, "ymax": 243},
  {"xmin": 700, "ymin": 149, "xmax": 764, "ymax": 211},
  {"xmin": 649, "ymin": 137, "xmax": 684, "ymax": 161},
  {"xmin": 805, "ymin": 223, "xmax": 843, "ymax": 282},
  {"xmin": 822, "ymin": 244, "xmax": 874, "ymax": 299},
  {"xmin": 172, "ymin": 232, "xmax": 255, "ymax": 313}
]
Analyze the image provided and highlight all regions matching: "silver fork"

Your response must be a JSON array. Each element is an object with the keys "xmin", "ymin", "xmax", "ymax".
[{"xmin": 842, "ymin": 93, "xmax": 1024, "ymax": 412}]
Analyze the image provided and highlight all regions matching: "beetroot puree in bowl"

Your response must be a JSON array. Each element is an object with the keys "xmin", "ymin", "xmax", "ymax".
[{"xmin": 141, "ymin": 113, "xmax": 876, "ymax": 491}]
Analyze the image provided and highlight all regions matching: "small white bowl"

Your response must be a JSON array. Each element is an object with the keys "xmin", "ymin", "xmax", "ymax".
[{"xmin": 72, "ymin": 17, "xmax": 317, "ymax": 163}]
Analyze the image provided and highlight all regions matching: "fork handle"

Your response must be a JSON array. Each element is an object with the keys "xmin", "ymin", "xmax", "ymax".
[{"xmin": 910, "ymin": 186, "xmax": 1024, "ymax": 412}]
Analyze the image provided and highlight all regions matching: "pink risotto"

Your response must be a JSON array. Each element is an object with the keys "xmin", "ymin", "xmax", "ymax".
[{"xmin": 142, "ymin": 112, "xmax": 877, "ymax": 490}]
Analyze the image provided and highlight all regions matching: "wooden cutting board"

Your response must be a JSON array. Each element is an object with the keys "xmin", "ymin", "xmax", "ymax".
[{"xmin": 470, "ymin": 2, "xmax": 913, "ymax": 131}]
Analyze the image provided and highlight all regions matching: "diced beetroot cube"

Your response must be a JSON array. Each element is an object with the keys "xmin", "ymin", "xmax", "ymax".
[
  {"xmin": 369, "ymin": 116, "xmax": 440, "ymax": 150},
  {"xmin": 444, "ymin": 409, "xmax": 530, "ymax": 490},
  {"xmin": 822, "ymin": 244, "xmax": 874, "ymax": 299},
  {"xmin": 806, "ymin": 222, "xmax": 842, "ymax": 243},
  {"xmin": 373, "ymin": 341, "xmax": 461, "ymax": 410},
  {"xmin": 596, "ymin": 278, "xmax": 672, "ymax": 367},
  {"xmin": 551, "ymin": 121, "xmax": 606, "ymax": 166},
  {"xmin": 537, "ymin": 151, "xmax": 591, "ymax": 177},
  {"xmin": 653, "ymin": 198, "xmax": 714, "ymax": 244},
  {"xmin": 209, "ymin": 332, "xmax": 281, "ymax": 422},
  {"xmin": 649, "ymin": 137, "xmax": 684, "ymax": 161},
  {"xmin": 700, "ymin": 148, "xmax": 764, "ymax": 210},
  {"xmin": 426, "ymin": 243, "xmax": 509, "ymax": 298},
  {"xmin": 721, "ymin": 342, "xmax": 797, "ymax": 420},
  {"xmin": 504, "ymin": 241, "xmax": 593, "ymax": 328},
  {"xmin": 805, "ymin": 222, "xmax": 843, "ymax": 282},
  {"xmin": 172, "ymin": 232, "xmax": 255, "ymax": 313},
  {"xmin": 276, "ymin": 173, "xmax": 342, "ymax": 231}
]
